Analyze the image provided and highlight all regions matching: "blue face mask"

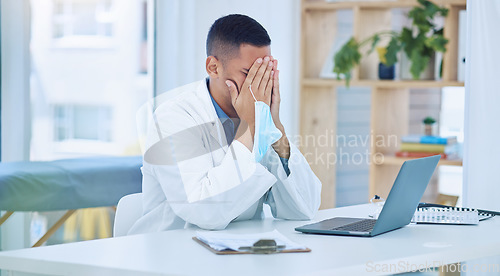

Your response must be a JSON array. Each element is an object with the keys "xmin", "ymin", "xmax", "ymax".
[{"xmin": 249, "ymin": 86, "xmax": 282, "ymax": 162}]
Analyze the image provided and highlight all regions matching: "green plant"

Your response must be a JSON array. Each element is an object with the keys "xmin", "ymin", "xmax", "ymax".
[
  {"xmin": 333, "ymin": 0, "xmax": 449, "ymax": 86},
  {"xmin": 333, "ymin": 32, "xmax": 398, "ymax": 86},
  {"xmin": 423, "ymin": 116, "xmax": 436, "ymax": 125}
]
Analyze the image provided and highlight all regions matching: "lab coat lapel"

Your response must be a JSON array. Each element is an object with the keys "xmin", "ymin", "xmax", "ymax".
[{"xmin": 195, "ymin": 80, "xmax": 228, "ymax": 154}]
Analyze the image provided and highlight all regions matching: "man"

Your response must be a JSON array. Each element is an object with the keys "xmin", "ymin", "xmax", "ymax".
[{"xmin": 129, "ymin": 14, "xmax": 321, "ymax": 234}]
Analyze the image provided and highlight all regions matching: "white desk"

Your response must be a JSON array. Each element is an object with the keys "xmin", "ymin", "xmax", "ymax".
[{"xmin": 1, "ymin": 204, "xmax": 499, "ymax": 276}]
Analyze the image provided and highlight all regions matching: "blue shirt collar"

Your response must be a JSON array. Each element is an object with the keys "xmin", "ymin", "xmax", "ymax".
[{"xmin": 207, "ymin": 78, "xmax": 229, "ymax": 119}]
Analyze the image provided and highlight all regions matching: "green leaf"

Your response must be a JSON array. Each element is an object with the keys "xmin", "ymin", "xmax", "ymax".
[
  {"xmin": 368, "ymin": 34, "xmax": 380, "ymax": 55},
  {"xmin": 384, "ymin": 37, "xmax": 401, "ymax": 66},
  {"xmin": 333, "ymin": 38, "xmax": 361, "ymax": 87},
  {"xmin": 400, "ymin": 27, "xmax": 416, "ymax": 58},
  {"xmin": 419, "ymin": 0, "xmax": 448, "ymax": 18},
  {"xmin": 408, "ymin": 7, "xmax": 433, "ymax": 33},
  {"xmin": 409, "ymin": 50, "xmax": 430, "ymax": 79},
  {"xmin": 439, "ymin": 6, "xmax": 449, "ymax": 17},
  {"xmin": 344, "ymin": 72, "xmax": 352, "ymax": 87},
  {"xmin": 423, "ymin": 116, "xmax": 436, "ymax": 124},
  {"xmin": 439, "ymin": 58, "xmax": 443, "ymax": 78},
  {"xmin": 426, "ymin": 35, "xmax": 448, "ymax": 53},
  {"xmin": 422, "ymin": 0, "xmax": 440, "ymax": 18}
]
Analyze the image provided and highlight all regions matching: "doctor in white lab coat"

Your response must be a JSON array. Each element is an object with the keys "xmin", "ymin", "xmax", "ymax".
[{"xmin": 128, "ymin": 14, "xmax": 321, "ymax": 234}]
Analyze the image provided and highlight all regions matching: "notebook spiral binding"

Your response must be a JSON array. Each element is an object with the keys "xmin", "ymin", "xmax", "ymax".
[{"xmin": 412, "ymin": 205, "xmax": 495, "ymax": 225}]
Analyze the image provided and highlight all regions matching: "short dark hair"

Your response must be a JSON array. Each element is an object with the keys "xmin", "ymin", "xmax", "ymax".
[{"xmin": 206, "ymin": 14, "xmax": 271, "ymax": 63}]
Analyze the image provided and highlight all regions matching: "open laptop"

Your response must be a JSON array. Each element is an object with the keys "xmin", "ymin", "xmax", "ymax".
[{"xmin": 295, "ymin": 155, "xmax": 440, "ymax": 237}]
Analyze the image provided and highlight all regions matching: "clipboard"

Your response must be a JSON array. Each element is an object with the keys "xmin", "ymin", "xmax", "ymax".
[{"xmin": 193, "ymin": 237, "xmax": 311, "ymax": 255}]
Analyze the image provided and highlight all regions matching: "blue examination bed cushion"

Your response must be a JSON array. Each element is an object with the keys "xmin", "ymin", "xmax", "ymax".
[{"xmin": 0, "ymin": 156, "xmax": 142, "ymax": 212}]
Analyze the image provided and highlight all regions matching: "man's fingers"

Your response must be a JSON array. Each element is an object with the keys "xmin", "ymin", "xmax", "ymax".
[
  {"xmin": 274, "ymin": 70, "xmax": 280, "ymax": 87},
  {"xmin": 273, "ymin": 70, "xmax": 280, "ymax": 96},
  {"xmin": 259, "ymin": 60, "xmax": 273, "ymax": 92},
  {"xmin": 272, "ymin": 59, "xmax": 279, "ymax": 93},
  {"xmin": 226, "ymin": 80, "xmax": 238, "ymax": 107},
  {"xmin": 264, "ymin": 70, "xmax": 274, "ymax": 103},
  {"xmin": 252, "ymin": 57, "xmax": 270, "ymax": 90},
  {"xmin": 243, "ymin": 58, "xmax": 263, "ymax": 88}
]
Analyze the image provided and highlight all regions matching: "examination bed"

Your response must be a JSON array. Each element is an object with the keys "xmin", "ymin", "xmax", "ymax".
[{"xmin": 0, "ymin": 156, "xmax": 142, "ymax": 246}]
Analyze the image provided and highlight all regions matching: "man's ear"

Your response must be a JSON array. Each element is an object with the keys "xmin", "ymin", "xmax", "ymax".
[{"xmin": 206, "ymin": 56, "xmax": 220, "ymax": 78}]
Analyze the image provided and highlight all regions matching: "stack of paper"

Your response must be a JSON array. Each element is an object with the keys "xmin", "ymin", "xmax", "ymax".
[{"xmin": 196, "ymin": 230, "xmax": 306, "ymax": 251}]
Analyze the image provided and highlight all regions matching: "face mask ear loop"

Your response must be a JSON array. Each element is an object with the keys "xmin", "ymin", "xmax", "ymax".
[{"xmin": 248, "ymin": 85, "xmax": 258, "ymax": 103}]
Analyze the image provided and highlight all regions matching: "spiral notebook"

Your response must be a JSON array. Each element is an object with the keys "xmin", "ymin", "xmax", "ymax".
[{"xmin": 411, "ymin": 207, "xmax": 494, "ymax": 225}]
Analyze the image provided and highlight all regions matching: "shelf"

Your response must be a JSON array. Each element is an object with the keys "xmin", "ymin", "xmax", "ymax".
[
  {"xmin": 376, "ymin": 155, "xmax": 463, "ymax": 166},
  {"xmin": 302, "ymin": 78, "xmax": 464, "ymax": 88},
  {"xmin": 303, "ymin": 0, "xmax": 466, "ymax": 11},
  {"xmin": 301, "ymin": 0, "xmax": 466, "ymax": 207}
]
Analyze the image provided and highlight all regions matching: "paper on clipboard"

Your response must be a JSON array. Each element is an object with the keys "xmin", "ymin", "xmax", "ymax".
[{"xmin": 195, "ymin": 230, "xmax": 307, "ymax": 252}]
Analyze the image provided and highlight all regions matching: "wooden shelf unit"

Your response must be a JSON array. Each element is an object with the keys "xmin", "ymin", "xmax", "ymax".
[
  {"xmin": 303, "ymin": 78, "xmax": 464, "ymax": 88},
  {"xmin": 299, "ymin": 0, "xmax": 466, "ymax": 209},
  {"xmin": 303, "ymin": 0, "xmax": 466, "ymax": 11}
]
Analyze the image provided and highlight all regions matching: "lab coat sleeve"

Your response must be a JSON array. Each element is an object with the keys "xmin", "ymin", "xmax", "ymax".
[
  {"xmin": 146, "ymin": 103, "xmax": 276, "ymax": 230},
  {"xmin": 263, "ymin": 142, "xmax": 322, "ymax": 220}
]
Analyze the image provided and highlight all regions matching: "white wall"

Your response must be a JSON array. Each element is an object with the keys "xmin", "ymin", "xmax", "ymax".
[
  {"xmin": 155, "ymin": 0, "xmax": 301, "ymax": 137},
  {"xmin": 463, "ymin": 2, "xmax": 500, "ymax": 274},
  {"xmin": 463, "ymin": 1, "xmax": 500, "ymax": 213}
]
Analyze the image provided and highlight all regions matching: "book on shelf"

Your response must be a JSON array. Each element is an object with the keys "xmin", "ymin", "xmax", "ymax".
[
  {"xmin": 400, "ymin": 142, "xmax": 457, "ymax": 154},
  {"xmin": 401, "ymin": 135, "xmax": 457, "ymax": 145}
]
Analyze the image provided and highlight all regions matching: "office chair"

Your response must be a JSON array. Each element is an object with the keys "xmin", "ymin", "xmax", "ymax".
[{"xmin": 113, "ymin": 193, "xmax": 143, "ymax": 237}]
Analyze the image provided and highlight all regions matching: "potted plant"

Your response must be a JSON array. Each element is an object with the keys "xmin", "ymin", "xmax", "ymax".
[
  {"xmin": 377, "ymin": 47, "xmax": 395, "ymax": 80},
  {"xmin": 333, "ymin": 0, "xmax": 449, "ymax": 86},
  {"xmin": 423, "ymin": 116, "xmax": 437, "ymax": 136}
]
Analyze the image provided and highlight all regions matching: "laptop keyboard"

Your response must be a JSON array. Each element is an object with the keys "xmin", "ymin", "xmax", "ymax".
[{"xmin": 332, "ymin": 219, "xmax": 377, "ymax": 232}]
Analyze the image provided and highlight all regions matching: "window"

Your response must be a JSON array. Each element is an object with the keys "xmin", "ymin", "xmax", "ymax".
[
  {"xmin": 53, "ymin": 0, "xmax": 113, "ymax": 38},
  {"xmin": 0, "ymin": 0, "xmax": 152, "ymax": 250},
  {"xmin": 30, "ymin": 0, "xmax": 152, "ymax": 160},
  {"xmin": 54, "ymin": 105, "xmax": 112, "ymax": 142}
]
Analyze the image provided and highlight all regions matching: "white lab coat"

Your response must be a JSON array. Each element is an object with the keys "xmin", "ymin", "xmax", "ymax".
[{"xmin": 128, "ymin": 79, "xmax": 321, "ymax": 234}]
